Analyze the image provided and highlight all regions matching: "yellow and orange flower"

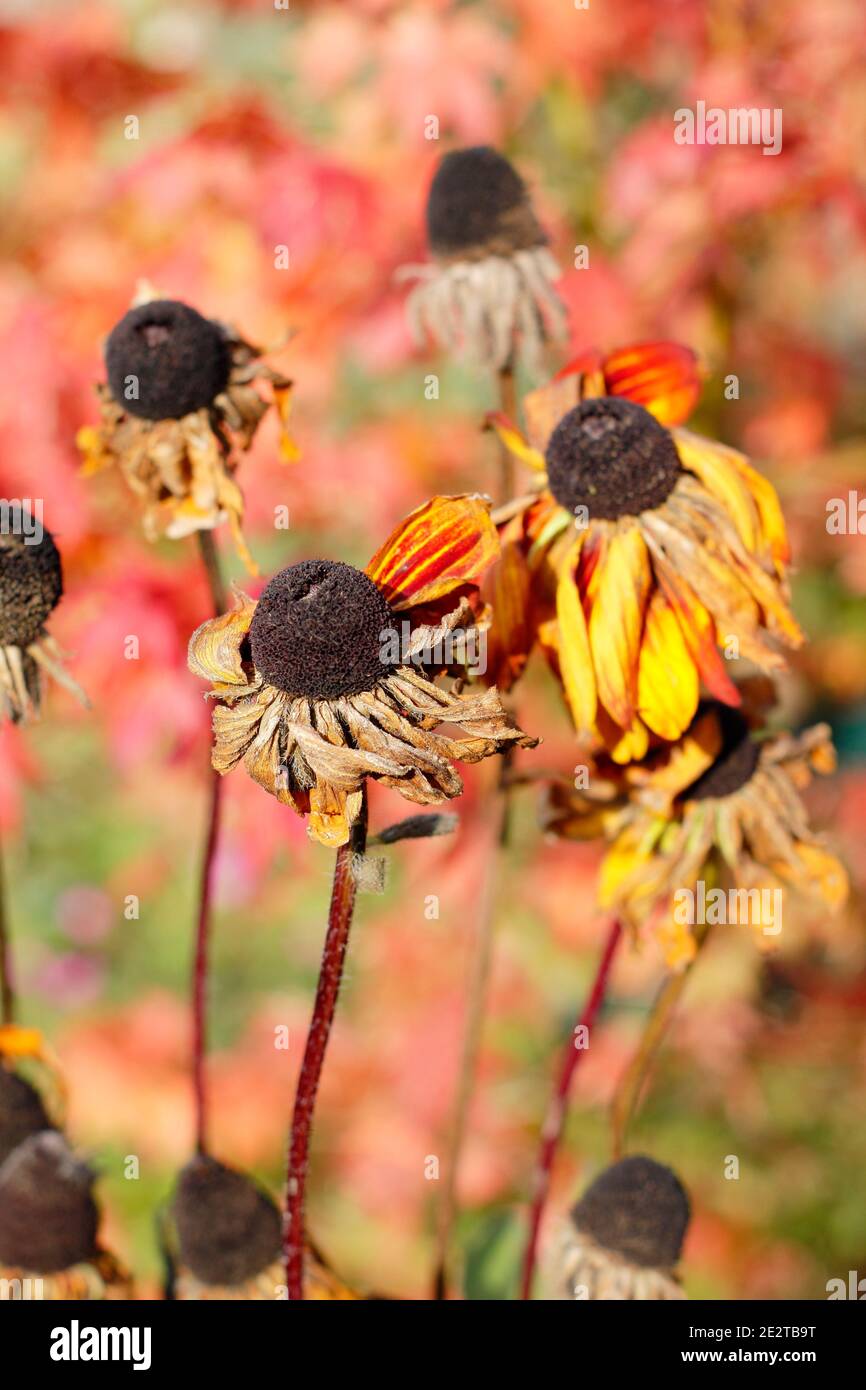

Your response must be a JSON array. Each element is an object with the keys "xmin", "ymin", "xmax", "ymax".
[
  {"xmin": 188, "ymin": 495, "xmax": 537, "ymax": 848},
  {"xmin": 544, "ymin": 697, "xmax": 848, "ymax": 970},
  {"xmin": 78, "ymin": 284, "xmax": 297, "ymax": 572},
  {"xmin": 486, "ymin": 342, "xmax": 802, "ymax": 762}
]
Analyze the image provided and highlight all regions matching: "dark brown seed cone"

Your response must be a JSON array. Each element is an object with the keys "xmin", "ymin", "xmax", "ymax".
[
  {"xmin": 546, "ymin": 397, "xmax": 681, "ymax": 522},
  {"xmin": 686, "ymin": 705, "xmax": 760, "ymax": 801},
  {"xmin": 249, "ymin": 559, "xmax": 395, "ymax": 700},
  {"xmin": 0, "ymin": 510, "xmax": 63, "ymax": 647},
  {"xmin": 105, "ymin": 299, "xmax": 231, "ymax": 421},
  {"xmin": 0, "ymin": 1068, "xmax": 56, "ymax": 1166},
  {"xmin": 172, "ymin": 1155, "xmax": 281, "ymax": 1286},
  {"xmin": 0, "ymin": 1132, "xmax": 99, "ymax": 1272},
  {"xmin": 570, "ymin": 1155, "xmax": 690, "ymax": 1270},
  {"xmin": 425, "ymin": 146, "xmax": 545, "ymax": 260}
]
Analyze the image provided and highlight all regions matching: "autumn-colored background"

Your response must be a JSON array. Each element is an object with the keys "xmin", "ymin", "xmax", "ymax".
[{"xmin": 2, "ymin": 0, "xmax": 865, "ymax": 1299}]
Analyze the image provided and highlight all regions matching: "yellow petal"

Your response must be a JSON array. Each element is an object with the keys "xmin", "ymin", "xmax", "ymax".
[
  {"xmin": 273, "ymin": 382, "xmax": 302, "ymax": 463},
  {"xmin": 588, "ymin": 524, "xmax": 651, "ymax": 730},
  {"xmin": 674, "ymin": 428, "xmax": 760, "ymax": 554},
  {"xmin": 555, "ymin": 536, "xmax": 596, "ymax": 732},
  {"xmin": 637, "ymin": 589, "xmax": 699, "ymax": 739},
  {"xmin": 484, "ymin": 413, "xmax": 546, "ymax": 471}
]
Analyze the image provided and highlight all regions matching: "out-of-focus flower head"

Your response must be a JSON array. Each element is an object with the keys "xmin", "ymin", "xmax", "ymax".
[
  {"xmin": 399, "ymin": 146, "xmax": 567, "ymax": 372},
  {"xmin": 167, "ymin": 1154, "xmax": 359, "ymax": 1301},
  {"xmin": 544, "ymin": 694, "xmax": 848, "ymax": 970},
  {"xmin": 0, "ymin": 506, "xmax": 86, "ymax": 723},
  {"xmin": 78, "ymin": 285, "xmax": 297, "ymax": 572},
  {"xmin": 189, "ymin": 495, "xmax": 537, "ymax": 848},
  {"xmin": 0, "ymin": 1131, "xmax": 132, "ymax": 1300},
  {"xmin": 552, "ymin": 1155, "xmax": 690, "ymax": 1300},
  {"xmin": 486, "ymin": 343, "xmax": 803, "ymax": 762}
]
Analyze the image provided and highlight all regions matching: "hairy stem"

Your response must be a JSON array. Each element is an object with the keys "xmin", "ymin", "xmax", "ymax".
[
  {"xmin": 190, "ymin": 531, "xmax": 228, "ymax": 1155},
  {"xmin": 520, "ymin": 918, "xmax": 623, "ymax": 1300},
  {"xmin": 609, "ymin": 924, "xmax": 710, "ymax": 1161},
  {"xmin": 284, "ymin": 798, "xmax": 368, "ymax": 1300},
  {"xmin": 0, "ymin": 828, "xmax": 13, "ymax": 1025}
]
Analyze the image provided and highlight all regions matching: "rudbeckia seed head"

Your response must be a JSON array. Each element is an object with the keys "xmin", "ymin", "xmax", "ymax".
[
  {"xmin": 0, "ymin": 1068, "xmax": 55, "ymax": 1166},
  {"xmin": 173, "ymin": 1156, "xmax": 281, "ymax": 1286},
  {"xmin": 249, "ymin": 559, "xmax": 395, "ymax": 700},
  {"xmin": 0, "ymin": 1132, "xmax": 98, "ymax": 1272},
  {"xmin": 0, "ymin": 511, "xmax": 63, "ymax": 647},
  {"xmin": 686, "ymin": 705, "xmax": 760, "ymax": 801},
  {"xmin": 105, "ymin": 299, "xmax": 231, "ymax": 421},
  {"xmin": 545, "ymin": 397, "xmax": 681, "ymax": 521},
  {"xmin": 426, "ymin": 146, "xmax": 544, "ymax": 259},
  {"xmin": 570, "ymin": 1155, "xmax": 690, "ymax": 1269}
]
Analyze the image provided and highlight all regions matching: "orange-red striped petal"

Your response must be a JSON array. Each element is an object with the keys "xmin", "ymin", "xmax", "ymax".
[
  {"xmin": 366, "ymin": 494, "xmax": 499, "ymax": 611},
  {"xmin": 601, "ymin": 341, "xmax": 702, "ymax": 427}
]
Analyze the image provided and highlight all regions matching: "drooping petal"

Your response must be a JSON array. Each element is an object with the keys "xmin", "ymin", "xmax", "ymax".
[
  {"xmin": 643, "ymin": 534, "xmax": 742, "ymax": 706},
  {"xmin": 272, "ymin": 381, "xmax": 302, "ymax": 463},
  {"xmin": 602, "ymin": 342, "xmax": 702, "ymax": 427},
  {"xmin": 483, "ymin": 413, "xmax": 547, "ymax": 471},
  {"xmin": 188, "ymin": 593, "xmax": 257, "ymax": 690},
  {"xmin": 588, "ymin": 524, "xmax": 652, "ymax": 730},
  {"xmin": 637, "ymin": 589, "xmax": 700, "ymax": 740},
  {"xmin": 365, "ymin": 494, "xmax": 499, "ymax": 610},
  {"xmin": 674, "ymin": 429, "xmax": 760, "ymax": 554},
  {"xmin": 488, "ymin": 538, "xmax": 533, "ymax": 689},
  {"xmin": 555, "ymin": 536, "xmax": 596, "ymax": 732}
]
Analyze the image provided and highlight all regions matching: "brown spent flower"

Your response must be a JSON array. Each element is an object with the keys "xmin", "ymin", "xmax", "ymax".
[
  {"xmin": 552, "ymin": 1155, "xmax": 690, "ymax": 1300},
  {"xmin": 399, "ymin": 146, "xmax": 567, "ymax": 372},
  {"xmin": 188, "ymin": 495, "xmax": 537, "ymax": 847},
  {"xmin": 0, "ymin": 1132, "xmax": 132, "ymax": 1300},
  {"xmin": 0, "ymin": 508, "xmax": 86, "ymax": 723},
  {"xmin": 78, "ymin": 286, "xmax": 297, "ymax": 572},
  {"xmin": 169, "ymin": 1155, "xmax": 359, "ymax": 1301}
]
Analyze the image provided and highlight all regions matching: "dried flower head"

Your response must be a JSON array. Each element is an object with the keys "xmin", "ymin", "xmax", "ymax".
[
  {"xmin": 544, "ymin": 696, "xmax": 848, "ymax": 969},
  {"xmin": 0, "ymin": 1131, "xmax": 132, "ymax": 1299},
  {"xmin": 169, "ymin": 1155, "xmax": 359, "ymax": 1301},
  {"xmin": 487, "ymin": 343, "xmax": 802, "ymax": 761},
  {"xmin": 78, "ymin": 285, "xmax": 297, "ymax": 571},
  {"xmin": 0, "ymin": 1065, "xmax": 56, "ymax": 1166},
  {"xmin": 553, "ymin": 1156, "xmax": 690, "ymax": 1300},
  {"xmin": 400, "ymin": 146, "xmax": 567, "ymax": 372},
  {"xmin": 189, "ymin": 495, "xmax": 537, "ymax": 847},
  {"xmin": 0, "ymin": 508, "xmax": 85, "ymax": 722}
]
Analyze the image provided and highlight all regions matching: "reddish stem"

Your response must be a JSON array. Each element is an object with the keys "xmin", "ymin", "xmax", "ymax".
[
  {"xmin": 520, "ymin": 918, "xmax": 622, "ymax": 1300},
  {"xmin": 191, "ymin": 530, "xmax": 228, "ymax": 1155},
  {"xmin": 284, "ymin": 803, "xmax": 367, "ymax": 1300},
  {"xmin": 192, "ymin": 769, "xmax": 223, "ymax": 1154}
]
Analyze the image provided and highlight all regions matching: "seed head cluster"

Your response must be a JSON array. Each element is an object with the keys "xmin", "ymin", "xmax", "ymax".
[
  {"xmin": 105, "ymin": 299, "xmax": 231, "ymax": 421},
  {"xmin": 249, "ymin": 559, "xmax": 396, "ymax": 701},
  {"xmin": 545, "ymin": 397, "xmax": 681, "ymax": 521}
]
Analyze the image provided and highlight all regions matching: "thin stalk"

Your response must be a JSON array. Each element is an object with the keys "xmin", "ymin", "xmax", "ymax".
[
  {"xmin": 284, "ymin": 797, "xmax": 368, "ymax": 1300},
  {"xmin": 520, "ymin": 918, "xmax": 623, "ymax": 1300},
  {"xmin": 190, "ymin": 530, "xmax": 228, "ymax": 1155},
  {"xmin": 0, "ymin": 829, "xmax": 14, "ymax": 1025},
  {"xmin": 610, "ymin": 923, "xmax": 710, "ymax": 1161},
  {"xmin": 430, "ymin": 361, "xmax": 518, "ymax": 1300}
]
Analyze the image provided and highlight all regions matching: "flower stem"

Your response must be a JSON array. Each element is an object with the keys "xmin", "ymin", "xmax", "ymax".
[
  {"xmin": 520, "ymin": 918, "xmax": 623, "ymax": 1301},
  {"xmin": 429, "ymin": 364, "xmax": 520, "ymax": 1300},
  {"xmin": 494, "ymin": 361, "xmax": 518, "ymax": 505},
  {"xmin": 609, "ymin": 924, "xmax": 710, "ymax": 1161},
  {"xmin": 190, "ymin": 531, "xmax": 228, "ymax": 1156},
  {"xmin": 0, "ymin": 828, "xmax": 14, "ymax": 1025},
  {"xmin": 284, "ymin": 797, "xmax": 368, "ymax": 1300}
]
